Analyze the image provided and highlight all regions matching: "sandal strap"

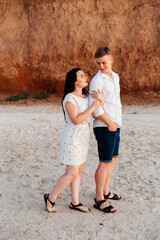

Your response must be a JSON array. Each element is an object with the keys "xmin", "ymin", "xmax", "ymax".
[
  {"xmin": 70, "ymin": 202, "xmax": 83, "ymax": 208},
  {"xmin": 103, "ymin": 205, "xmax": 115, "ymax": 213},
  {"xmin": 48, "ymin": 199, "xmax": 55, "ymax": 207},
  {"xmin": 94, "ymin": 198, "xmax": 106, "ymax": 207},
  {"xmin": 112, "ymin": 193, "xmax": 119, "ymax": 199},
  {"xmin": 104, "ymin": 192, "xmax": 120, "ymax": 200},
  {"xmin": 104, "ymin": 192, "xmax": 111, "ymax": 199},
  {"xmin": 46, "ymin": 194, "xmax": 55, "ymax": 207}
]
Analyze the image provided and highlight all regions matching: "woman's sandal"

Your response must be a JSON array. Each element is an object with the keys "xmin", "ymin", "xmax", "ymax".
[
  {"xmin": 94, "ymin": 198, "xmax": 117, "ymax": 213},
  {"xmin": 44, "ymin": 193, "xmax": 57, "ymax": 213},
  {"xmin": 104, "ymin": 192, "xmax": 121, "ymax": 200},
  {"xmin": 69, "ymin": 202, "xmax": 90, "ymax": 213}
]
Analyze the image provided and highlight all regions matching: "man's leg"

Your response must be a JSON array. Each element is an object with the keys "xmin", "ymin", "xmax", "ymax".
[
  {"xmin": 103, "ymin": 128, "xmax": 121, "ymax": 198},
  {"xmin": 95, "ymin": 162, "xmax": 110, "ymax": 200},
  {"xmin": 94, "ymin": 127, "xmax": 113, "ymax": 199},
  {"xmin": 93, "ymin": 127, "xmax": 117, "ymax": 210},
  {"xmin": 103, "ymin": 157, "xmax": 118, "ymax": 196},
  {"xmin": 94, "ymin": 161, "xmax": 116, "ymax": 211}
]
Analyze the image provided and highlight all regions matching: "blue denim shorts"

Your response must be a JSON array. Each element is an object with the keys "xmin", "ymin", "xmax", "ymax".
[{"xmin": 93, "ymin": 127, "xmax": 120, "ymax": 163}]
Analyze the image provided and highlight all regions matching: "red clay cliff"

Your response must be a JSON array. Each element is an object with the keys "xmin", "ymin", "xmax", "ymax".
[{"xmin": 0, "ymin": 0, "xmax": 159, "ymax": 94}]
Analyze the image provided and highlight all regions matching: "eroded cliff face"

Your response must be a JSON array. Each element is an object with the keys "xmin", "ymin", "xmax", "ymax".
[{"xmin": 0, "ymin": 0, "xmax": 159, "ymax": 94}]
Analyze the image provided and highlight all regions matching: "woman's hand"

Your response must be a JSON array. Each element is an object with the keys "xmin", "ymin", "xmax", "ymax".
[
  {"xmin": 91, "ymin": 89, "xmax": 104, "ymax": 107},
  {"xmin": 91, "ymin": 89, "xmax": 103, "ymax": 102},
  {"xmin": 91, "ymin": 100, "xmax": 101, "ymax": 111}
]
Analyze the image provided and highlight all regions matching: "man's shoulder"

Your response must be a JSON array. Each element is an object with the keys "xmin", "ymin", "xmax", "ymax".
[
  {"xmin": 112, "ymin": 71, "xmax": 120, "ymax": 79},
  {"xmin": 91, "ymin": 71, "xmax": 103, "ymax": 83},
  {"xmin": 91, "ymin": 71, "xmax": 99, "ymax": 81}
]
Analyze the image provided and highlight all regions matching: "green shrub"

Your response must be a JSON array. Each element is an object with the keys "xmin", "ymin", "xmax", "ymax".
[
  {"xmin": 5, "ymin": 92, "xmax": 30, "ymax": 101},
  {"xmin": 33, "ymin": 92, "xmax": 50, "ymax": 100}
]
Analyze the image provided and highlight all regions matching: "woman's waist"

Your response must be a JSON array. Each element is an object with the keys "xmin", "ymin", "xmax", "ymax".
[{"xmin": 65, "ymin": 122, "xmax": 90, "ymax": 127}]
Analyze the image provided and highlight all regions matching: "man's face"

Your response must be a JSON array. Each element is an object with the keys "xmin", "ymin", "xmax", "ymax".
[{"xmin": 96, "ymin": 55, "xmax": 113, "ymax": 74}]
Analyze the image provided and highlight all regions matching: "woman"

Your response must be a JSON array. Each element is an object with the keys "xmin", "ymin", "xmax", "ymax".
[{"xmin": 44, "ymin": 68, "xmax": 103, "ymax": 213}]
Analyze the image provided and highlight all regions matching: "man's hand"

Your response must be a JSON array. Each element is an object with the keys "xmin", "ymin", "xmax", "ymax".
[
  {"xmin": 93, "ymin": 113, "xmax": 118, "ymax": 132},
  {"xmin": 108, "ymin": 121, "xmax": 118, "ymax": 132}
]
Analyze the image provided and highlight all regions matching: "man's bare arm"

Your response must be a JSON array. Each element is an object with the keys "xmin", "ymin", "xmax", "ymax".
[{"xmin": 96, "ymin": 113, "xmax": 118, "ymax": 131}]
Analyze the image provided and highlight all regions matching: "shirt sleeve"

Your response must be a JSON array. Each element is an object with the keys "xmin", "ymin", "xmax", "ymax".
[{"xmin": 89, "ymin": 76, "xmax": 105, "ymax": 117}]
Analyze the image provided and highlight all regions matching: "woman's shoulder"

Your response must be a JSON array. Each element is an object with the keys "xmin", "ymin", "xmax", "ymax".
[{"xmin": 63, "ymin": 93, "xmax": 77, "ymax": 105}]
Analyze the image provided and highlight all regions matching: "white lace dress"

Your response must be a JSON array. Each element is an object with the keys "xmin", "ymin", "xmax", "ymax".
[{"xmin": 60, "ymin": 93, "xmax": 91, "ymax": 165}]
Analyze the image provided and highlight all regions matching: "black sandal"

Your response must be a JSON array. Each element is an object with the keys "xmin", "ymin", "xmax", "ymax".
[
  {"xmin": 104, "ymin": 192, "xmax": 121, "ymax": 200},
  {"xmin": 44, "ymin": 193, "xmax": 56, "ymax": 213},
  {"xmin": 94, "ymin": 198, "xmax": 116, "ymax": 213},
  {"xmin": 69, "ymin": 202, "xmax": 90, "ymax": 213}
]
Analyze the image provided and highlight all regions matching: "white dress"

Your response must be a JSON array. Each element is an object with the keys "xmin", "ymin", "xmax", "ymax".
[{"xmin": 60, "ymin": 93, "xmax": 91, "ymax": 165}]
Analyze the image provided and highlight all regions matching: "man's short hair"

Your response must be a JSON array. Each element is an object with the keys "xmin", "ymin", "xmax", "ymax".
[{"xmin": 95, "ymin": 47, "xmax": 111, "ymax": 58}]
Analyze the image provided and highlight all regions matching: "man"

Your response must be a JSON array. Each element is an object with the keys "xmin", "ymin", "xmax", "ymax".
[{"xmin": 89, "ymin": 47, "xmax": 122, "ymax": 213}]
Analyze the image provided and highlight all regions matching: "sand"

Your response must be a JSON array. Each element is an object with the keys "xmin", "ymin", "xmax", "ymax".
[{"xmin": 0, "ymin": 97, "xmax": 160, "ymax": 240}]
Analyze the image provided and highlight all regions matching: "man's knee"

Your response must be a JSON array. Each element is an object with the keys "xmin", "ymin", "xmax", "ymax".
[
  {"xmin": 99, "ymin": 161, "xmax": 112, "ymax": 169},
  {"xmin": 112, "ymin": 157, "xmax": 118, "ymax": 164}
]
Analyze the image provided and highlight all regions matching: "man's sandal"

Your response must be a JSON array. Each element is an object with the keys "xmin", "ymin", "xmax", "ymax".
[
  {"xmin": 69, "ymin": 202, "xmax": 90, "ymax": 213},
  {"xmin": 104, "ymin": 192, "xmax": 121, "ymax": 200},
  {"xmin": 44, "ymin": 193, "xmax": 57, "ymax": 213},
  {"xmin": 94, "ymin": 198, "xmax": 116, "ymax": 213}
]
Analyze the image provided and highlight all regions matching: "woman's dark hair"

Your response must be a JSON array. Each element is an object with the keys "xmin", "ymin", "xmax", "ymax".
[{"xmin": 62, "ymin": 68, "xmax": 88, "ymax": 120}]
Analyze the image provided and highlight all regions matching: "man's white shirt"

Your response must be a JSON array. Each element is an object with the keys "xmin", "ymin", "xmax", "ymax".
[{"xmin": 89, "ymin": 70, "xmax": 122, "ymax": 128}]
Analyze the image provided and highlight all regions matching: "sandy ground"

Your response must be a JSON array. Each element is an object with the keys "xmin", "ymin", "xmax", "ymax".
[{"xmin": 0, "ymin": 95, "xmax": 160, "ymax": 240}]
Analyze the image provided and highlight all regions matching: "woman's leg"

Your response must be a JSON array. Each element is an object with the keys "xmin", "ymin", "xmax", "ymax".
[
  {"xmin": 70, "ymin": 163, "xmax": 84, "ymax": 204},
  {"xmin": 70, "ymin": 162, "xmax": 90, "ymax": 212},
  {"xmin": 46, "ymin": 165, "xmax": 79, "ymax": 212}
]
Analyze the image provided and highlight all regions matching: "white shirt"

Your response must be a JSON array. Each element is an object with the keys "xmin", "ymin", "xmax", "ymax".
[{"xmin": 89, "ymin": 70, "xmax": 122, "ymax": 128}]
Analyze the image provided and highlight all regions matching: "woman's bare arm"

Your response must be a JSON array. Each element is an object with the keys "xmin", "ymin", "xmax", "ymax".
[{"xmin": 65, "ymin": 100, "xmax": 100, "ymax": 125}]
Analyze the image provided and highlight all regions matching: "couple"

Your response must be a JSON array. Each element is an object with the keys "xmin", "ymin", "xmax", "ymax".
[{"xmin": 44, "ymin": 47, "xmax": 122, "ymax": 213}]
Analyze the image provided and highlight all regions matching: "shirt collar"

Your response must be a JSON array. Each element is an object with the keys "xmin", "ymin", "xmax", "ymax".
[{"xmin": 98, "ymin": 70, "xmax": 114, "ymax": 81}]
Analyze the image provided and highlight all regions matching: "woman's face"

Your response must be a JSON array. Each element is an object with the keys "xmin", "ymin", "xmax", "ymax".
[{"xmin": 75, "ymin": 70, "xmax": 88, "ymax": 88}]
